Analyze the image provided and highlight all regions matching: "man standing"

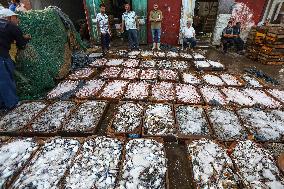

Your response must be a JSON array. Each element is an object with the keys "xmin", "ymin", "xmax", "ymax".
[
  {"xmin": 222, "ymin": 21, "xmax": 234, "ymax": 53},
  {"xmin": 182, "ymin": 20, "xmax": 197, "ymax": 50},
  {"xmin": 121, "ymin": 3, "xmax": 139, "ymax": 50},
  {"xmin": 149, "ymin": 3, "xmax": 163, "ymax": 50},
  {"xmin": 0, "ymin": 8, "xmax": 30, "ymax": 110},
  {"xmin": 96, "ymin": 4, "xmax": 111, "ymax": 54},
  {"xmin": 233, "ymin": 22, "xmax": 244, "ymax": 54}
]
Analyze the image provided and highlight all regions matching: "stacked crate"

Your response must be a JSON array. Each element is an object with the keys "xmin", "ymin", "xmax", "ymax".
[
  {"xmin": 259, "ymin": 26, "xmax": 284, "ymax": 65},
  {"xmin": 246, "ymin": 25, "xmax": 284, "ymax": 65},
  {"xmin": 246, "ymin": 26, "xmax": 267, "ymax": 60}
]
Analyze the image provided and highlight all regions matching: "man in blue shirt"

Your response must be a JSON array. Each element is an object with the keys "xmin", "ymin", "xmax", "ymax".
[
  {"xmin": 222, "ymin": 21, "xmax": 234, "ymax": 53},
  {"xmin": 0, "ymin": 8, "xmax": 30, "ymax": 111},
  {"xmin": 233, "ymin": 22, "xmax": 244, "ymax": 53}
]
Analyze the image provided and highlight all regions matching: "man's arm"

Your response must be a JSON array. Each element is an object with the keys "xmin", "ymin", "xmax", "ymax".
[
  {"xmin": 96, "ymin": 15, "xmax": 101, "ymax": 34},
  {"xmin": 149, "ymin": 11, "xmax": 154, "ymax": 22},
  {"xmin": 181, "ymin": 27, "xmax": 185, "ymax": 37},
  {"xmin": 121, "ymin": 18, "xmax": 125, "ymax": 33},
  {"xmin": 10, "ymin": 24, "xmax": 28, "ymax": 49},
  {"xmin": 222, "ymin": 28, "xmax": 233, "ymax": 38},
  {"xmin": 233, "ymin": 26, "xmax": 240, "ymax": 38},
  {"xmin": 135, "ymin": 15, "xmax": 139, "ymax": 30},
  {"xmin": 96, "ymin": 22, "xmax": 101, "ymax": 34},
  {"xmin": 158, "ymin": 10, "xmax": 163, "ymax": 22},
  {"xmin": 108, "ymin": 21, "xmax": 111, "ymax": 36}
]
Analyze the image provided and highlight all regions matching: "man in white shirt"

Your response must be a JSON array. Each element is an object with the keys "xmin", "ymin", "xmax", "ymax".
[
  {"xmin": 96, "ymin": 4, "xmax": 111, "ymax": 54},
  {"xmin": 182, "ymin": 20, "xmax": 197, "ymax": 49},
  {"xmin": 121, "ymin": 3, "xmax": 139, "ymax": 50}
]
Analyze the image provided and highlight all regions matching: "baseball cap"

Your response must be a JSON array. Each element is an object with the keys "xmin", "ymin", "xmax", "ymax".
[{"xmin": 0, "ymin": 8, "xmax": 18, "ymax": 18}]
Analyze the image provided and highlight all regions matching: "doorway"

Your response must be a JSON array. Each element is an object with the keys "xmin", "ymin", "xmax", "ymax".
[
  {"xmin": 147, "ymin": 0, "xmax": 182, "ymax": 45},
  {"xmin": 193, "ymin": 0, "xmax": 218, "ymax": 36}
]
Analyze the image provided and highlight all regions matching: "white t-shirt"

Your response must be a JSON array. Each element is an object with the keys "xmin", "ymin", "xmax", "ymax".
[
  {"xmin": 16, "ymin": 3, "xmax": 27, "ymax": 12},
  {"xmin": 122, "ymin": 11, "xmax": 137, "ymax": 30},
  {"xmin": 96, "ymin": 13, "xmax": 109, "ymax": 34},
  {"xmin": 182, "ymin": 26, "xmax": 195, "ymax": 38}
]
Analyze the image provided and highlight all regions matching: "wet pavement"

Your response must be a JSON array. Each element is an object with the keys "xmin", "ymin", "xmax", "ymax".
[
  {"xmin": 203, "ymin": 48, "xmax": 284, "ymax": 89},
  {"xmin": 1, "ymin": 45, "xmax": 283, "ymax": 188}
]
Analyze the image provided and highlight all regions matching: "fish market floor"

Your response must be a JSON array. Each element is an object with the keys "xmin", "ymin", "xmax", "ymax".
[{"xmin": 0, "ymin": 47, "xmax": 284, "ymax": 189}]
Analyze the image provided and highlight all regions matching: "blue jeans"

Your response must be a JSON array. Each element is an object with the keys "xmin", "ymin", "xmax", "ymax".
[
  {"xmin": 151, "ymin": 29, "xmax": 161, "ymax": 43},
  {"xmin": 0, "ymin": 57, "xmax": 18, "ymax": 109},
  {"xmin": 127, "ymin": 29, "xmax": 139, "ymax": 49},
  {"xmin": 183, "ymin": 37, "xmax": 197, "ymax": 48}
]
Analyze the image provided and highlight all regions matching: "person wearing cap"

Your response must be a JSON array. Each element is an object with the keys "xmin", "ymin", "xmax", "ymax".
[
  {"xmin": 149, "ymin": 3, "xmax": 163, "ymax": 50},
  {"xmin": 0, "ymin": 8, "xmax": 30, "ymax": 111},
  {"xmin": 182, "ymin": 20, "xmax": 197, "ymax": 50}
]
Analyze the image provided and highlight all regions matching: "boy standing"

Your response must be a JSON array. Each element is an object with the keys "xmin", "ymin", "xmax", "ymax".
[{"xmin": 96, "ymin": 4, "xmax": 111, "ymax": 54}]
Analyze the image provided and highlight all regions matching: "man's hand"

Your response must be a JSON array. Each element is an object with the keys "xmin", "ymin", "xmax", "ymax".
[
  {"xmin": 224, "ymin": 34, "xmax": 234, "ymax": 38},
  {"xmin": 23, "ymin": 34, "xmax": 31, "ymax": 40}
]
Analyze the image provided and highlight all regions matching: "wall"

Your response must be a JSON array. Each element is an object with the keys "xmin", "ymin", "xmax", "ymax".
[
  {"xmin": 212, "ymin": 0, "xmax": 234, "ymax": 45},
  {"xmin": 261, "ymin": 0, "xmax": 284, "ymax": 24},
  {"xmin": 235, "ymin": 0, "xmax": 266, "ymax": 24},
  {"xmin": 0, "ymin": 0, "xmax": 8, "ymax": 6},
  {"xmin": 29, "ymin": 0, "xmax": 86, "ymax": 23}
]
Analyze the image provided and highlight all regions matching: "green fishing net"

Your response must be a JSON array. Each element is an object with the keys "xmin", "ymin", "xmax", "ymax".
[{"xmin": 15, "ymin": 7, "xmax": 85, "ymax": 100}]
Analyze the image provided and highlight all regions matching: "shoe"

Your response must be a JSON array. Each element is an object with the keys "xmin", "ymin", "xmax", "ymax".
[
  {"xmin": 237, "ymin": 51, "xmax": 244, "ymax": 55},
  {"xmin": 157, "ymin": 43, "xmax": 161, "ymax": 51},
  {"xmin": 152, "ymin": 43, "xmax": 156, "ymax": 50}
]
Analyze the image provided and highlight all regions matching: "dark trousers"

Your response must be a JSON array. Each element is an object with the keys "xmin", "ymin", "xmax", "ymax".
[
  {"xmin": 233, "ymin": 37, "xmax": 244, "ymax": 51},
  {"xmin": 222, "ymin": 38, "xmax": 234, "ymax": 52},
  {"xmin": 0, "ymin": 56, "xmax": 18, "ymax": 109},
  {"xmin": 183, "ymin": 37, "xmax": 197, "ymax": 48},
  {"xmin": 128, "ymin": 29, "xmax": 139, "ymax": 50},
  {"xmin": 101, "ymin": 33, "xmax": 110, "ymax": 52}
]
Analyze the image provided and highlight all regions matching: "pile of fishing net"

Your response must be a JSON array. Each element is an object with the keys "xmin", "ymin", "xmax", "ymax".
[{"xmin": 16, "ymin": 6, "xmax": 86, "ymax": 100}]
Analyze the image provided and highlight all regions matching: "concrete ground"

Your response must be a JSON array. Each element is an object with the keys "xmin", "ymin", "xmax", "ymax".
[
  {"xmin": 204, "ymin": 48, "xmax": 284, "ymax": 89},
  {"xmin": 0, "ymin": 45, "xmax": 283, "ymax": 188}
]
